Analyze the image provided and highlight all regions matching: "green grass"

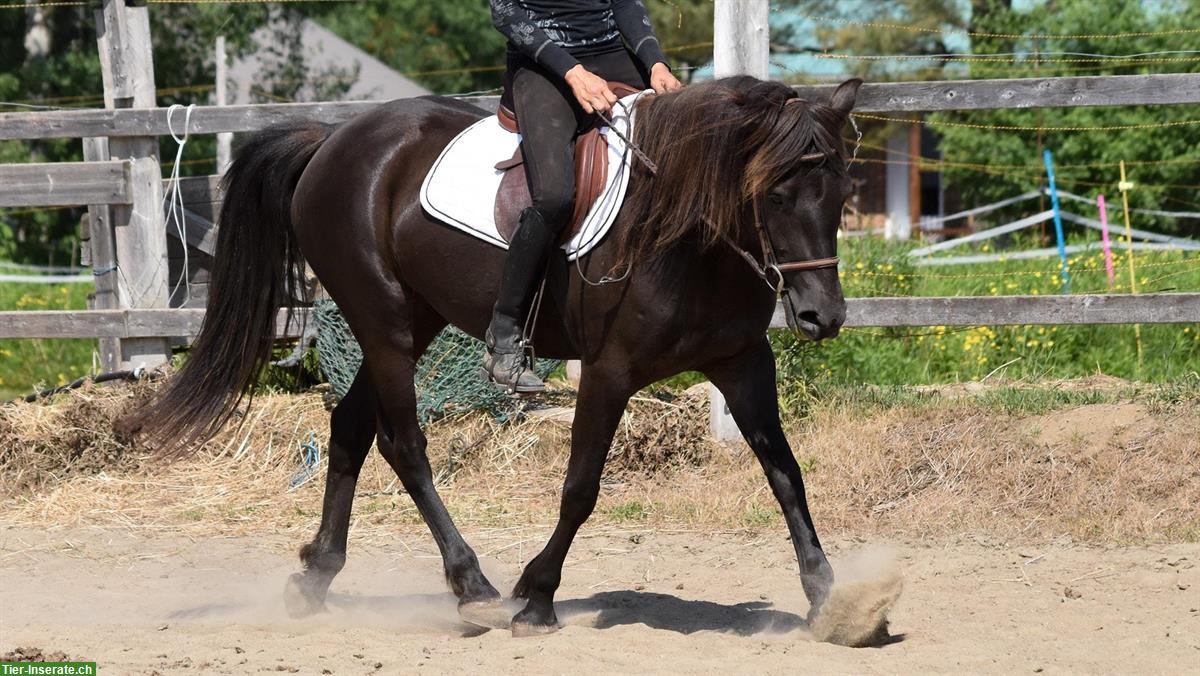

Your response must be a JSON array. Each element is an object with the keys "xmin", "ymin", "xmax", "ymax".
[
  {"xmin": 0, "ymin": 282, "xmax": 94, "ymax": 400},
  {"xmin": 2, "ymin": 232, "xmax": 1197, "ymax": 400},
  {"xmin": 775, "ymin": 235, "xmax": 1200, "ymax": 392},
  {"xmin": 972, "ymin": 387, "xmax": 1117, "ymax": 415},
  {"xmin": 604, "ymin": 499, "xmax": 652, "ymax": 522},
  {"xmin": 787, "ymin": 381, "xmax": 1129, "ymax": 418}
]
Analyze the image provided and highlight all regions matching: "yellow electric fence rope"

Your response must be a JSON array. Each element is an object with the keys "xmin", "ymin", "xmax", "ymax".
[
  {"xmin": 854, "ymin": 138, "xmax": 1200, "ymax": 171},
  {"xmin": 1165, "ymin": 195, "xmax": 1200, "ymax": 210},
  {"xmin": 145, "ymin": 0, "xmax": 362, "ymax": 5},
  {"xmin": 843, "ymin": 257, "xmax": 1199, "ymax": 282},
  {"xmin": 0, "ymin": 1, "xmax": 86, "ymax": 8},
  {"xmin": 2, "ymin": 0, "xmax": 360, "ymax": 6},
  {"xmin": 800, "ymin": 14, "xmax": 1200, "ymax": 40},
  {"xmin": 0, "ymin": 43, "xmax": 711, "ymax": 110},
  {"xmin": 853, "ymin": 158, "xmax": 1200, "ymax": 187},
  {"xmin": 853, "ymin": 112, "xmax": 1200, "ymax": 132},
  {"xmin": 847, "ymin": 154, "xmax": 1200, "ymax": 191},
  {"xmin": 1142, "ymin": 266, "xmax": 1200, "ymax": 288},
  {"xmin": 952, "ymin": 60, "xmax": 1200, "ymax": 74},
  {"xmin": 814, "ymin": 53, "xmax": 1200, "ymax": 65}
]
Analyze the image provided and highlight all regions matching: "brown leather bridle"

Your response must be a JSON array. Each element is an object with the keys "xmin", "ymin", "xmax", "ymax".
[
  {"xmin": 716, "ymin": 149, "xmax": 841, "ymax": 294},
  {"xmin": 717, "ymin": 96, "xmax": 842, "ymax": 294},
  {"xmin": 614, "ymin": 94, "xmax": 840, "ymax": 294}
]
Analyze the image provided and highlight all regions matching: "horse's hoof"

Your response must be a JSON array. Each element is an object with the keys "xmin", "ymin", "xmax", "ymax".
[
  {"xmin": 809, "ymin": 572, "xmax": 903, "ymax": 647},
  {"xmin": 511, "ymin": 620, "xmax": 560, "ymax": 638},
  {"xmin": 283, "ymin": 572, "xmax": 327, "ymax": 618},
  {"xmin": 458, "ymin": 599, "xmax": 512, "ymax": 630}
]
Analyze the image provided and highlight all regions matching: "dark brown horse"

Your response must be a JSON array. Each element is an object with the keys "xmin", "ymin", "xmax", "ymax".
[{"xmin": 127, "ymin": 75, "xmax": 863, "ymax": 635}]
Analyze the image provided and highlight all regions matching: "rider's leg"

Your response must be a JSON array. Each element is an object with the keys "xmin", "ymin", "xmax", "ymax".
[{"xmin": 484, "ymin": 63, "xmax": 581, "ymax": 393}]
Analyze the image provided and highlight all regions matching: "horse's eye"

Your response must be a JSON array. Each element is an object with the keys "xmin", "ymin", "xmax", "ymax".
[{"xmin": 767, "ymin": 192, "xmax": 785, "ymax": 206}]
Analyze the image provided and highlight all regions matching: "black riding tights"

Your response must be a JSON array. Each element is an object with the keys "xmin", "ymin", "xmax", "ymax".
[
  {"xmin": 504, "ymin": 49, "xmax": 650, "ymax": 233},
  {"xmin": 489, "ymin": 50, "xmax": 648, "ymax": 335}
]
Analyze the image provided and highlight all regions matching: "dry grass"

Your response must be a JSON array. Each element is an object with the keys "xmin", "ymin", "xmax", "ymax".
[{"xmin": 1, "ymin": 377, "xmax": 1197, "ymax": 547}]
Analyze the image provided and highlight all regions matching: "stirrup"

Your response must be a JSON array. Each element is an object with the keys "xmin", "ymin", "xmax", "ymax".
[{"xmin": 482, "ymin": 342, "xmax": 545, "ymax": 395}]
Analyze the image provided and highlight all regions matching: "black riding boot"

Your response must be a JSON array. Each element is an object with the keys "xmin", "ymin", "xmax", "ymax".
[{"xmin": 484, "ymin": 207, "xmax": 557, "ymax": 393}]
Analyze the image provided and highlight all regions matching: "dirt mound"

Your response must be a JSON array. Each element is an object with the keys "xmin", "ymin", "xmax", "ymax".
[
  {"xmin": 1033, "ymin": 402, "xmax": 1152, "ymax": 453},
  {"xmin": 2, "ymin": 378, "xmax": 1197, "ymax": 544},
  {"xmin": 606, "ymin": 391, "xmax": 715, "ymax": 476},
  {"xmin": 1, "ymin": 646, "xmax": 72, "ymax": 662},
  {"xmin": 0, "ymin": 380, "xmax": 154, "ymax": 491}
]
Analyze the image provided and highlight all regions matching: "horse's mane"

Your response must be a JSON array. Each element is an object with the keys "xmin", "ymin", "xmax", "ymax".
[{"xmin": 615, "ymin": 76, "xmax": 849, "ymax": 268}]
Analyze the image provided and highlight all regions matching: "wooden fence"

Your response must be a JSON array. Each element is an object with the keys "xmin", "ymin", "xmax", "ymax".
[{"xmin": 1, "ymin": 0, "xmax": 1199, "ymax": 382}]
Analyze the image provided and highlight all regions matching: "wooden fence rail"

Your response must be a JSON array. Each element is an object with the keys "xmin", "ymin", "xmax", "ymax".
[
  {"xmin": 0, "ymin": 161, "xmax": 130, "ymax": 207},
  {"xmin": 2, "ymin": 72, "xmax": 1199, "ymax": 141},
  {"xmin": 2, "ymin": 294, "xmax": 1198, "ymax": 339},
  {"xmin": 0, "ymin": 308, "xmax": 303, "ymax": 339},
  {"xmin": 2, "ymin": 0, "xmax": 1197, "ymax": 446}
]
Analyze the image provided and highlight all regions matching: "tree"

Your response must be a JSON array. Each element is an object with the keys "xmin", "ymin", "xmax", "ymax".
[
  {"xmin": 318, "ymin": 0, "xmax": 714, "ymax": 93},
  {"xmin": 0, "ymin": 4, "xmax": 343, "ymax": 265},
  {"xmin": 643, "ymin": 0, "xmax": 713, "ymax": 82},
  {"xmin": 778, "ymin": 0, "xmax": 1200, "ymax": 236},
  {"xmin": 933, "ymin": 0, "xmax": 1200, "ymax": 235},
  {"xmin": 318, "ymin": 1, "xmax": 508, "ymax": 95}
]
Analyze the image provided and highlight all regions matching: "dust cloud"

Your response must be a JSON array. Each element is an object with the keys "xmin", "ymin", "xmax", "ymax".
[{"xmin": 810, "ymin": 546, "xmax": 904, "ymax": 647}]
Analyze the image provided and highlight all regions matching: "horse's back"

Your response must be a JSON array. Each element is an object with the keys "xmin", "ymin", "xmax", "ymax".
[{"xmin": 293, "ymin": 95, "xmax": 484, "ymax": 232}]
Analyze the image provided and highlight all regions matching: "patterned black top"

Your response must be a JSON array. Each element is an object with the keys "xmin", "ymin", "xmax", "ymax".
[{"xmin": 490, "ymin": 0, "xmax": 668, "ymax": 78}]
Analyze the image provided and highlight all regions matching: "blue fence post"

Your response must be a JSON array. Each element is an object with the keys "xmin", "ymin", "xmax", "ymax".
[{"xmin": 1042, "ymin": 149, "xmax": 1071, "ymax": 293}]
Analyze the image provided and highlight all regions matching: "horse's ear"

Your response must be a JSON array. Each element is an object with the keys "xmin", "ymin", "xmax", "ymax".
[{"xmin": 829, "ymin": 78, "xmax": 863, "ymax": 117}]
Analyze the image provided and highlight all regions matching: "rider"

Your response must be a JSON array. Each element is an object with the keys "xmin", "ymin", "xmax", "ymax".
[{"xmin": 485, "ymin": 0, "xmax": 682, "ymax": 392}]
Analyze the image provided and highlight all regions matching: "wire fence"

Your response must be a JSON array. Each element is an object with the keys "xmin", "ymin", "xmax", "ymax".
[{"xmin": 796, "ymin": 13, "xmax": 1200, "ymax": 41}]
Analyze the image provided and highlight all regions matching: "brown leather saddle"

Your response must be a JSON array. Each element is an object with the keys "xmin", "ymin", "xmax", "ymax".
[{"xmin": 493, "ymin": 81, "xmax": 642, "ymax": 245}]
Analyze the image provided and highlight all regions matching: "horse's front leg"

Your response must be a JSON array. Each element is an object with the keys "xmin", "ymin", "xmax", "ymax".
[
  {"xmin": 510, "ymin": 365, "xmax": 633, "ymax": 635},
  {"xmin": 704, "ymin": 337, "xmax": 834, "ymax": 619}
]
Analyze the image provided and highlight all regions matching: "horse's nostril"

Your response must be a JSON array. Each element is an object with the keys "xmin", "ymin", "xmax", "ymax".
[{"xmin": 799, "ymin": 310, "xmax": 821, "ymax": 326}]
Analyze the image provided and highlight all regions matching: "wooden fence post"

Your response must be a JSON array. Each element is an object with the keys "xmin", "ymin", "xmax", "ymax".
[
  {"xmin": 96, "ymin": 0, "xmax": 170, "ymax": 370},
  {"xmin": 214, "ymin": 35, "xmax": 232, "ymax": 174},
  {"xmin": 82, "ymin": 136, "xmax": 121, "ymax": 371},
  {"xmin": 713, "ymin": 0, "xmax": 769, "ymax": 79},
  {"xmin": 709, "ymin": 0, "xmax": 769, "ymax": 443}
]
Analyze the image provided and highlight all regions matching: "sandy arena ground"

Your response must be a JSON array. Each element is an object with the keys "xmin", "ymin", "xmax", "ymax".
[{"xmin": 2, "ymin": 526, "xmax": 1198, "ymax": 674}]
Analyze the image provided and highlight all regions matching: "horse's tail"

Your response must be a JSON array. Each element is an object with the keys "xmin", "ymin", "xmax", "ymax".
[{"xmin": 121, "ymin": 120, "xmax": 332, "ymax": 451}]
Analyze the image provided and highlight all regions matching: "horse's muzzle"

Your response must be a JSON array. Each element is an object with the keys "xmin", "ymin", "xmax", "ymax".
[{"xmin": 783, "ymin": 292, "xmax": 845, "ymax": 341}]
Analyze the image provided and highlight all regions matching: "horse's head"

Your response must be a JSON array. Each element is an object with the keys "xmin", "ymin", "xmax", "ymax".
[
  {"xmin": 747, "ymin": 78, "xmax": 862, "ymax": 341},
  {"xmin": 615, "ymin": 77, "xmax": 863, "ymax": 342}
]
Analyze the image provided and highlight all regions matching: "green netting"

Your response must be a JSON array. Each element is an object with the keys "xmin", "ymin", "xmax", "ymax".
[{"xmin": 313, "ymin": 299, "xmax": 559, "ymax": 422}]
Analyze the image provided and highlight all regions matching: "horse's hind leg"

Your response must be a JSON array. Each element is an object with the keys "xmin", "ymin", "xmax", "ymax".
[
  {"xmin": 704, "ymin": 338, "xmax": 834, "ymax": 619},
  {"xmin": 356, "ymin": 301, "xmax": 508, "ymax": 627},
  {"xmin": 284, "ymin": 366, "xmax": 377, "ymax": 617}
]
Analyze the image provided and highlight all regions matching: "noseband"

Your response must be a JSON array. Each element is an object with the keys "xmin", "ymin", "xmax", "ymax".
[{"xmin": 716, "ymin": 186, "xmax": 840, "ymax": 294}]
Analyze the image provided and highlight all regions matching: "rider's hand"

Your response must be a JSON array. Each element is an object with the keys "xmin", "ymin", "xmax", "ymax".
[
  {"xmin": 565, "ymin": 64, "xmax": 618, "ymax": 115},
  {"xmin": 649, "ymin": 62, "xmax": 682, "ymax": 95}
]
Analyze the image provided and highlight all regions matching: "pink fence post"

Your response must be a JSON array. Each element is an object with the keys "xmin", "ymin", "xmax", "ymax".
[{"xmin": 1098, "ymin": 194, "xmax": 1115, "ymax": 289}]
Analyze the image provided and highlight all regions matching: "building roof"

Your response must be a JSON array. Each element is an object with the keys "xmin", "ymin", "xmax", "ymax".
[{"xmin": 230, "ymin": 20, "xmax": 430, "ymax": 102}]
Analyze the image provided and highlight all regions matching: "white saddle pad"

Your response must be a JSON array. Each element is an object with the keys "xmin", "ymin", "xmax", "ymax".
[{"xmin": 420, "ymin": 91, "xmax": 646, "ymax": 261}]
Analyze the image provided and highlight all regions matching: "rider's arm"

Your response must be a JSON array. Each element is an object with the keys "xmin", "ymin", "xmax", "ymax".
[
  {"xmin": 489, "ymin": 0, "xmax": 580, "ymax": 78},
  {"xmin": 611, "ymin": 0, "xmax": 669, "ymax": 71}
]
